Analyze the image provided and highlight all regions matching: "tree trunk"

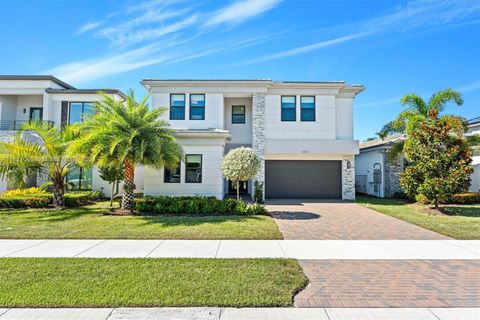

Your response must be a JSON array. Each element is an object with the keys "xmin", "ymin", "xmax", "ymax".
[
  {"xmin": 110, "ymin": 182, "xmax": 115, "ymax": 208},
  {"xmin": 236, "ymin": 181, "xmax": 240, "ymax": 200},
  {"xmin": 52, "ymin": 183, "xmax": 65, "ymax": 208},
  {"xmin": 121, "ymin": 159, "xmax": 136, "ymax": 212}
]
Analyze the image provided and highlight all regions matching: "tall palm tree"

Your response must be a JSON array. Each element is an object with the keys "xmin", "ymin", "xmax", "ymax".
[
  {"xmin": 378, "ymin": 89, "xmax": 466, "ymax": 161},
  {"xmin": 68, "ymin": 91, "xmax": 183, "ymax": 212},
  {"xmin": 0, "ymin": 122, "xmax": 78, "ymax": 207},
  {"xmin": 379, "ymin": 89, "xmax": 464, "ymax": 137}
]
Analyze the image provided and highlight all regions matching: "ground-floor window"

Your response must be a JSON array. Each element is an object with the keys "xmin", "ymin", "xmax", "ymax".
[
  {"xmin": 164, "ymin": 162, "xmax": 181, "ymax": 183},
  {"xmin": 67, "ymin": 166, "xmax": 93, "ymax": 190},
  {"xmin": 185, "ymin": 154, "xmax": 202, "ymax": 183}
]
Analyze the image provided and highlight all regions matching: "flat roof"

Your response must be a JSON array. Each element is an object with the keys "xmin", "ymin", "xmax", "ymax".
[
  {"xmin": 360, "ymin": 134, "xmax": 406, "ymax": 151},
  {"xmin": 468, "ymin": 117, "xmax": 480, "ymax": 125},
  {"xmin": 141, "ymin": 79, "xmax": 364, "ymax": 93},
  {"xmin": 45, "ymin": 88, "xmax": 127, "ymax": 99},
  {"xmin": 0, "ymin": 75, "xmax": 75, "ymax": 89}
]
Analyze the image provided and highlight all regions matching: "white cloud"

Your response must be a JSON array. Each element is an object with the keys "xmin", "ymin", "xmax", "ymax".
[
  {"xmin": 241, "ymin": 0, "xmax": 480, "ymax": 64},
  {"xmin": 457, "ymin": 79, "xmax": 480, "ymax": 93},
  {"xmin": 46, "ymin": 43, "xmax": 170, "ymax": 84},
  {"xmin": 75, "ymin": 21, "xmax": 104, "ymax": 35},
  {"xmin": 203, "ymin": 0, "xmax": 281, "ymax": 27},
  {"xmin": 242, "ymin": 32, "xmax": 369, "ymax": 65}
]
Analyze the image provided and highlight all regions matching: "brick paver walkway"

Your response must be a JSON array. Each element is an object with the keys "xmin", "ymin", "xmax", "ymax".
[
  {"xmin": 295, "ymin": 259, "xmax": 480, "ymax": 308},
  {"xmin": 268, "ymin": 200, "xmax": 448, "ymax": 239}
]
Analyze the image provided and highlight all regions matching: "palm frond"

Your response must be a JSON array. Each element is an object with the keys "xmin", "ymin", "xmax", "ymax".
[
  {"xmin": 400, "ymin": 94, "xmax": 428, "ymax": 116},
  {"xmin": 428, "ymin": 89, "xmax": 463, "ymax": 112}
]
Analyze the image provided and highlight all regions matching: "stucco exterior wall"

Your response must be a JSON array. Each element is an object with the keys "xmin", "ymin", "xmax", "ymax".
[
  {"xmin": 143, "ymin": 143, "xmax": 225, "ymax": 199},
  {"xmin": 264, "ymin": 94, "xmax": 336, "ymax": 140},
  {"xmin": 355, "ymin": 149, "xmax": 385, "ymax": 198},
  {"xmin": 152, "ymin": 92, "xmax": 224, "ymax": 130},
  {"xmin": 223, "ymin": 97, "xmax": 252, "ymax": 144}
]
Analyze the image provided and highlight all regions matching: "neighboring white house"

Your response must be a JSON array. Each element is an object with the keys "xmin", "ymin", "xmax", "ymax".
[
  {"xmin": 142, "ymin": 79, "xmax": 364, "ymax": 200},
  {"xmin": 355, "ymin": 135, "xmax": 406, "ymax": 198},
  {"xmin": 356, "ymin": 117, "xmax": 480, "ymax": 198},
  {"xmin": 467, "ymin": 117, "xmax": 480, "ymax": 192},
  {"xmin": 0, "ymin": 75, "xmax": 143, "ymax": 197}
]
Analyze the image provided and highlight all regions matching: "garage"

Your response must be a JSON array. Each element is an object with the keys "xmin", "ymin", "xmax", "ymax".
[{"xmin": 265, "ymin": 160, "xmax": 342, "ymax": 199}]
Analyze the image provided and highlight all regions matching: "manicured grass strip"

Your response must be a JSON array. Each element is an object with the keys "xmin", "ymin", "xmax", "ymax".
[
  {"xmin": 0, "ymin": 202, "xmax": 282, "ymax": 240},
  {"xmin": 0, "ymin": 258, "xmax": 307, "ymax": 307},
  {"xmin": 357, "ymin": 196, "xmax": 480, "ymax": 240}
]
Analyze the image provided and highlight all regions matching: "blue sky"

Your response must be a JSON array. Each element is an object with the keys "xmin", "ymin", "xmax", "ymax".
[{"xmin": 0, "ymin": 0, "xmax": 479, "ymax": 140}]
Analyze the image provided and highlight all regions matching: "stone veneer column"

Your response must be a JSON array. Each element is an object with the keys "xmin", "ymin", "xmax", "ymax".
[
  {"xmin": 252, "ymin": 93, "xmax": 266, "ymax": 200},
  {"xmin": 342, "ymin": 154, "xmax": 355, "ymax": 200}
]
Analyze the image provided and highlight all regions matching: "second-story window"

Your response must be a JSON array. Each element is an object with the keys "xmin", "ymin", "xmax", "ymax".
[
  {"xmin": 170, "ymin": 94, "xmax": 186, "ymax": 120},
  {"xmin": 69, "ymin": 102, "xmax": 94, "ymax": 124},
  {"xmin": 190, "ymin": 94, "xmax": 205, "ymax": 120},
  {"xmin": 300, "ymin": 96, "xmax": 315, "ymax": 121},
  {"xmin": 232, "ymin": 105, "xmax": 245, "ymax": 124},
  {"xmin": 281, "ymin": 96, "xmax": 296, "ymax": 121}
]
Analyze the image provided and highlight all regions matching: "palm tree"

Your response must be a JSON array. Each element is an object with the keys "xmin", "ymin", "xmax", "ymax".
[
  {"xmin": 0, "ymin": 122, "xmax": 78, "ymax": 207},
  {"xmin": 378, "ymin": 89, "xmax": 466, "ymax": 161},
  {"xmin": 68, "ymin": 91, "xmax": 183, "ymax": 212},
  {"xmin": 379, "ymin": 89, "xmax": 464, "ymax": 137}
]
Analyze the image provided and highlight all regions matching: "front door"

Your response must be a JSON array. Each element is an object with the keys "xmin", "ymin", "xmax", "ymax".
[
  {"xmin": 29, "ymin": 108, "xmax": 43, "ymax": 121},
  {"xmin": 228, "ymin": 180, "xmax": 248, "ymax": 194}
]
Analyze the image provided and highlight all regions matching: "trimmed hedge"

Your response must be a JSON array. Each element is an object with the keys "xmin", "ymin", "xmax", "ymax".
[
  {"xmin": 415, "ymin": 192, "xmax": 480, "ymax": 205},
  {"xmin": 134, "ymin": 196, "xmax": 267, "ymax": 215},
  {"xmin": 0, "ymin": 189, "xmax": 104, "ymax": 208},
  {"xmin": 451, "ymin": 192, "xmax": 480, "ymax": 204}
]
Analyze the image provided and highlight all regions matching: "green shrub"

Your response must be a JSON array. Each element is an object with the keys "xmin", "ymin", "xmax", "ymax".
[
  {"xmin": 451, "ymin": 193, "xmax": 480, "ymax": 204},
  {"xmin": 64, "ymin": 191, "xmax": 104, "ymax": 206},
  {"xmin": 133, "ymin": 196, "xmax": 267, "ymax": 215},
  {"xmin": 0, "ymin": 189, "xmax": 104, "ymax": 208},
  {"xmin": 415, "ymin": 192, "xmax": 480, "ymax": 205}
]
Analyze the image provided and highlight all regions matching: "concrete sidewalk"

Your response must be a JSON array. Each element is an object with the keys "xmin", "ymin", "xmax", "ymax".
[
  {"xmin": 0, "ymin": 239, "xmax": 478, "ymax": 259},
  {"xmin": 0, "ymin": 307, "xmax": 478, "ymax": 320}
]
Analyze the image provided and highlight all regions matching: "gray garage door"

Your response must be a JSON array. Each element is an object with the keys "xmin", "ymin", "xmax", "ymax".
[{"xmin": 265, "ymin": 160, "xmax": 342, "ymax": 199}]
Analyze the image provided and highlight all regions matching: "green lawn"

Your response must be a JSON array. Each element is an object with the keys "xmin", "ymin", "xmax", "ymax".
[
  {"xmin": 0, "ymin": 202, "xmax": 282, "ymax": 240},
  {"xmin": 357, "ymin": 195, "xmax": 480, "ymax": 239},
  {"xmin": 0, "ymin": 258, "xmax": 307, "ymax": 307}
]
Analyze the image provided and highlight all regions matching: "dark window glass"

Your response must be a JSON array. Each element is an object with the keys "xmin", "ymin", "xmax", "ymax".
[
  {"xmin": 170, "ymin": 94, "xmax": 185, "ymax": 120},
  {"xmin": 67, "ymin": 166, "xmax": 92, "ymax": 190},
  {"xmin": 69, "ymin": 102, "xmax": 94, "ymax": 124},
  {"xmin": 185, "ymin": 154, "xmax": 202, "ymax": 183},
  {"xmin": 232, "ymin": 105, "xmax": 245, "ymax": 124},
  {"xmin": 281, "ymin": 96, "xmax": 296, "ymax": 121},
  {"xmin": 164, "ymin": 162, "xmax": 181, "ymax": 183},
  {"xmin": 189, "ymin": 94, "xmax": 205, "ymax": 120},
  {"xmin": 300, "ymin": 96, "xmax": 315, "ymax": 121}
]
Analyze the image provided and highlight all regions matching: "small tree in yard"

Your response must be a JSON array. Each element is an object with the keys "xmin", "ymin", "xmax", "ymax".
[
  {"xmin": 400, "ymin": 109, "xmax": 473, "ymax": 209},
  {"xmin": 99, "ymin": 164, "xmax": 124, "ymax": 207},
  {"xmin": 222, "ymin": 147, "xmax": 260, "ymax": 200}
]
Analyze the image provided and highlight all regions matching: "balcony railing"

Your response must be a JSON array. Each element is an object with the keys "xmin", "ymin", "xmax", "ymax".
[{"xmin": 0, "ymin": 120, "xmax": 55, "ymax": 130}]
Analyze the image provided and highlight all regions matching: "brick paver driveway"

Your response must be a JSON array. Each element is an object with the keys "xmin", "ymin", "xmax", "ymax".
[
  {"xmin": 296, "ymin": 259, "xmax": 480, "ymax": 308},
  {"xmin": 267, "ymin": 200, "xmax": 448, "ymax": 240}
]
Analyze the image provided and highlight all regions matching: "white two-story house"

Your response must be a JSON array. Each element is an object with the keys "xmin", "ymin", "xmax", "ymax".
[
  {"xmin": 0, "ymin": 75, "xmax": 137, "ymax": 194},
  {"xmin": 142, "ymin": 79, "xmax": 364, "ymax": 200}
]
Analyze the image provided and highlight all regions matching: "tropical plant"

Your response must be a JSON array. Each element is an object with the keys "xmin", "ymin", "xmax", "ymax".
[
  {"xmin": 0, "ymin": 122, "xmax": 78, "ymax": 207},
  {"xmin": 98, "ymin": 163, "xmax": 124, "ymax": 207},
  {"xmin": 400, "ymin": 109, "xmax": 473, "ymax": 208},
  {"xmin": 378, "ymin": 89, "xmax": 466, "ymax": 161},
  {"xmin": 222, "ymin": 147, "xmax": 260, "ymax": 200},
  {"xmin": 68, "ymin": 91, "xmax": 183, "ymax": 212}
]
